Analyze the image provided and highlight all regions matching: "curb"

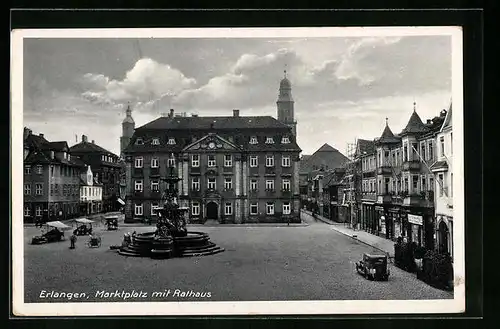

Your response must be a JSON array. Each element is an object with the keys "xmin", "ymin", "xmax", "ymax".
[{"xmin": 330, "ymin": 227, "xmax": 395, "ymax": 263}]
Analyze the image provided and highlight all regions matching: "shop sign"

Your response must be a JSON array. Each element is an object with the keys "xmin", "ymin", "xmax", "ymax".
[{"xmin": 408, "ymin": 214, "xmax": 423, "ymax": 226}]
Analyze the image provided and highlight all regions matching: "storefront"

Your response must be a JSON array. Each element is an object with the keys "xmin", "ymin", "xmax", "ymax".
[{"xmin": 407, "ymin": 213, "xmax": 424, "ymax": 246}]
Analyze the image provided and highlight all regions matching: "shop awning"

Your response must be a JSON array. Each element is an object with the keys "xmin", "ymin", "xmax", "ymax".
[
  {"xmin": 117, "ymin": 198, "xmax": 125, "ymax": 205},
  {"xmin": 75, "ymin": 218, "xmax": 95, "ymax": 224},
  {"xmin": 45, "ymin": 221, "xmax": 71, "ymax": 229}
]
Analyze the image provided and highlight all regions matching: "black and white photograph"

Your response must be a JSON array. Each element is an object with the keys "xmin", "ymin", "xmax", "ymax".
[{"xmin": 11, "ymin": 26, "xmax": 465, "ymax": 316}]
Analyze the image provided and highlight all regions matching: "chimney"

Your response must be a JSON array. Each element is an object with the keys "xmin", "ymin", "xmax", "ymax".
[
  {"xmin": 233, "ymin": 109, "xmax": 240, "ymax": 117},
  {"xmin": 82, "ymin": 135, "xmax": 88, "ymax": 143},
  {"xmin": 426, "ymin": 119, "xmax": 432, "ymax": 124},
  {"xmin": 92, "ymin": 140, "xmax": 95, "ymax": 144},
  {"xmin": 39, "ymin": 133, "xmax": 44, "ymax": 138},
  {"xmin": 169, "ymin": 109, "xmax": 174, "ymax": 118}
]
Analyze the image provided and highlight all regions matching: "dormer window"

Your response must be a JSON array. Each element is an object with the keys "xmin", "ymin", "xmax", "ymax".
[
  {"xmin": 152, "ymin": 138, "xmax": 160, "ymax": 145},
  {"xmin": 68, "ymin": 154, "xmax": 71, "ymax": 161},
  {"xmin": 249, "ymin": 136, "xmax": 258, "ymax": 145},
  {"xmin": 168, "ymin": 138, "xmax": 176, "ymax": 145},
  {"xmin": 63, "ymin": 152, "xmax": 67, "ymax": 159},
  {"xmin": 136, "ymin": 138, "xmax": 144, "ymax": 145},
  {"xmin": 281, "ymin": 136, "xmax": 290, "ymax": 144},
  {"xmin": 265, "ymin": 137, "xmax": 274, "ymax": 144}
]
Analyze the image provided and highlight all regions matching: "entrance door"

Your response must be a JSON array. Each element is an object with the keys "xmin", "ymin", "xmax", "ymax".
[
  {"xmin": 438, "ymin": 221, "xmax": 449, "ymax": 254},
  {"xmin": 206, "ymin": 202, "xmax": 218, "ymax": 220}
]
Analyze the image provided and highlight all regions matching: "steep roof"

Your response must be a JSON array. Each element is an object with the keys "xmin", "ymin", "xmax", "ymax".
[
  {"xmin": 24, "ymin": 150, "xmax": 52, "ymax": 164},
  {"xmin": 70, "ymin": 141, "xmax": 118, "ymax": 157},
  {"xmin": 400, "ymin": 110, "xmax": 429, "ymax": 136},
  {"xmin": 316, "ymin": 143, "xmax": 338, "ymax": 152},
  {"xmin": 300, "ymin": 144, "xmax": 349, "ymax": 173},
  {"xmin": 441, "ymin": 103, "xmax": 452, "ymax": 131},
  {"xmin": 136, "ymin": 115, "xmax": 291, "ymax": 131},
  {"xmin": 378, "ymin": 124, "xmax": 401, "ymax": 144},
  {"xmin": 43, "ymin": 141, "xmax": 69, "ymax": 152},
  {"xmin": 355, "ymin": 139, "xmax": 375, "ymax": 156},
  {"xmin": 24, "ymin": 133, "xmax": 49, "ymax": 150}
]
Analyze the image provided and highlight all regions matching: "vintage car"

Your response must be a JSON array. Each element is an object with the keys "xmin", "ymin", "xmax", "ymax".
[
  {"xmin": 356, "ymin": 253, "xmax": 390, "ymax": 281},
  {"xmin": 31, "ymin": 221, "xmax": 69, "ymax": 245},
  {"xmin": 74, "ymin": 224, "xmax": 93, "ymax": 236}
]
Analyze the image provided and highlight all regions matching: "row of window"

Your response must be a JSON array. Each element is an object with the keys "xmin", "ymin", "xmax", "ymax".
[
  {"xmin": 249, "ymin": 136, "xmax": 291, "ymax": 145},
  {"xmin": 134, "ymin": 201, "xmax": 293, "ymax": 216},
  {"xmin": 24, "ymin": 183, "xmax": 43, "ymax": 195},
  {"xmin": 134, "ymin": 177, "xmax": 293, "ymax": 192},
  {"xmin": 134, "ymin": 154, "xmax": 292, "ymax": 169},
  {"xmin": 362, "ymin": 139, "xmax": 442, "ymax": 171},
  {"xmin": 24, "ymin": 165, "xmax": 43, "ymax": 175},
  {"xmin": 24, "ymin": 204, "xmax": 81, "ymax": 217},
  {"xmin": 362, "ymin": 173, "xmax": 453, "ymax": 197},
  {"xmin": 24, "ymin": 183, "xmax": 103, "ymax": 197},
  {"xmin": 135, "ymin": 136, "xmax": 292, "ymax": 146},
  {"xmin": 100, "ymin": 154, "xmax": 117, "ymax": 163}
]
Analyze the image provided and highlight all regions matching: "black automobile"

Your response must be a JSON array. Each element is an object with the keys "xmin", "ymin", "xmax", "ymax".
[{"xmin": 356, "ymin": 253, "xmax": 390, "ymax": 281}]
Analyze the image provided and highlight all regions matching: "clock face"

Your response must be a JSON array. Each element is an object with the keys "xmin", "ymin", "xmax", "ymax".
[{"xmin": 208, "ymin": 142, "xmax": 216, "ymax": 149}]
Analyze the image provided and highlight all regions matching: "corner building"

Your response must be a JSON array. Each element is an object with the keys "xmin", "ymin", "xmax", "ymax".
[{"xmin": 123, "ymin": 75, "xmax": 302, "ymax": 224}]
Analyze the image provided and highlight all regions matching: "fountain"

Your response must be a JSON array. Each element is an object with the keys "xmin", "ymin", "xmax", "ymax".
[{"xmin": 118, "ymin": 153, "xmax": 224, "ymax": 259}]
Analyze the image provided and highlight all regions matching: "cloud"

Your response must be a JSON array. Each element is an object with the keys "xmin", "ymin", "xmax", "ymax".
[{"xmin": 81, "ymin": 57, "xmax": 197, "ymax": 108}]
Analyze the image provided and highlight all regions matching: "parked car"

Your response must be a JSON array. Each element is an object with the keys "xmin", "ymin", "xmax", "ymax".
[{"xmin": 356, "ymin": 253, "xmax": 390, "ymax": 281}]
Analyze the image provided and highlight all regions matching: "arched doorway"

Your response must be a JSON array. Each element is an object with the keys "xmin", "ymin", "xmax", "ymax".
[
  {"xmin": 438, "ymin": 221, "xmax": 449, "ymax": 254},
  {"xmin": 206, "ymin": 202, "xmax": 218, "ymax": 220}
]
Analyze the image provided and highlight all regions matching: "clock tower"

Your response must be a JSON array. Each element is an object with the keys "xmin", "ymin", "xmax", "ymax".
[{"xmin": 277, "ymin": 69, "xmax": 297, "ymax": 136}]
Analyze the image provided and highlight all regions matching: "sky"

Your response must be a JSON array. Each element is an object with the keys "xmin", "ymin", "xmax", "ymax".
[{"xmin": 22, "ymin": 33, "xmax": 452, "ymax": 156}]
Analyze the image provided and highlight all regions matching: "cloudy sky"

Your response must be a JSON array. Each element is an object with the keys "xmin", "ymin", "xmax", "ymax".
[{"xmin": 22, "ymin": 33, "xmax": 452, "ymax": 156}]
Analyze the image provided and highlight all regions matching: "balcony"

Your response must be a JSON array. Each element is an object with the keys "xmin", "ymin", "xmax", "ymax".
[
  {"xmin": 149, "ymin": 167, "xmax": 160, "ymax": 177},
  {"xmin": 402, "ymin": 160, "xmax": 421, "ymax": 172},
  {"xmin": 377, "ymin": 166, "xmax": 392, "ymax": 175},
  {"xmin": 222, "ymin": 166, "xmax": 234, "ymax": 175}
]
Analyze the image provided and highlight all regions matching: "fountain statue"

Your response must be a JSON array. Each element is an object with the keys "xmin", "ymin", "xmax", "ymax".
[{"xmin": 117, "ymin": 153, "xmax": 224, "ymax": 259}]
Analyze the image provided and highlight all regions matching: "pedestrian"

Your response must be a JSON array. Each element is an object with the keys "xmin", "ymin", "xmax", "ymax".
[{"xmin": 70, "ymin": 233, "xmax": 77, "ymax": 249}]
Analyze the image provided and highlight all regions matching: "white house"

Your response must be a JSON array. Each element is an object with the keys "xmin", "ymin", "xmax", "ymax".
[
  {"xmin": 431, "ymin": 103, "xmax": 453, "ymax": 257},
  {"xmin": 79, "ymin": 165, "xmax": 103, "ymax": 215}
]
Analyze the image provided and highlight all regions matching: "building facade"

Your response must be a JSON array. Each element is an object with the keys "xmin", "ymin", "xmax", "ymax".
[
  {"xmin": 79, "ymin": 165, "xmax": 103, "ymax": 215},
  {"xmin": 23, "ymin": 129, "xmax": 85, "ymax": 223},
  {"xmin": 353, "ymin": 105, "xmax": 449, "ymax": 250},
  {"xmin": 431, "ymin": 105, "xmax": 453, "ymax": 257},
  {"xmin": 123, "ymin": 75, "xmax": 302, "ymax": 224},
  {"xmin": 69, "ymin": 135, "xmax": 121, "ymax": 212}
]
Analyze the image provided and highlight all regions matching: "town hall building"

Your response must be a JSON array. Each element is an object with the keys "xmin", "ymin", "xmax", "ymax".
[{"xmin": 122, "ymin": 72, "xmax": 302, "ymax": 224}]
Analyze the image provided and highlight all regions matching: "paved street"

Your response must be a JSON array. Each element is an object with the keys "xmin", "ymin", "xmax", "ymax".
[{"xmin": 23, "ymin": 213, "xmax": 452, "ymax": 303}]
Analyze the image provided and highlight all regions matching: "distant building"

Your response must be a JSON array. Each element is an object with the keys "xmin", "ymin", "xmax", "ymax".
[
  {"xmin": 299, "ymin": 143, "xmax": 349, "ymax": 210},
  {"xmin": 79, "ymin": 165, "xmax": 103, "ymax": 215},
  {"xmin": 122, "ymin": 73, "xmax": 302, "ymax": 224},
  {"xmin": 23, "ymin": 128, "xmax": 85, "ymax": 223},
  {"xmin": 69, "ymin": 135, "xmax": 121, "ymax": 212}
]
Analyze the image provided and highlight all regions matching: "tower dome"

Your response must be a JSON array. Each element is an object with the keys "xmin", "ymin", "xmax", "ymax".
[
  {"xmin": 280, "ymin": 76, "xmax": 292, "ymax": 89},
  {"xmin": 122, "ymin": 105, "xmax": 135, "ymax": 124}
]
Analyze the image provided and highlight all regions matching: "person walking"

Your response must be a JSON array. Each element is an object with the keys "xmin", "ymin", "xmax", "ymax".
[{"xmin": 70, "ymin": 233, "xmax": 77, "ymax": 249}]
